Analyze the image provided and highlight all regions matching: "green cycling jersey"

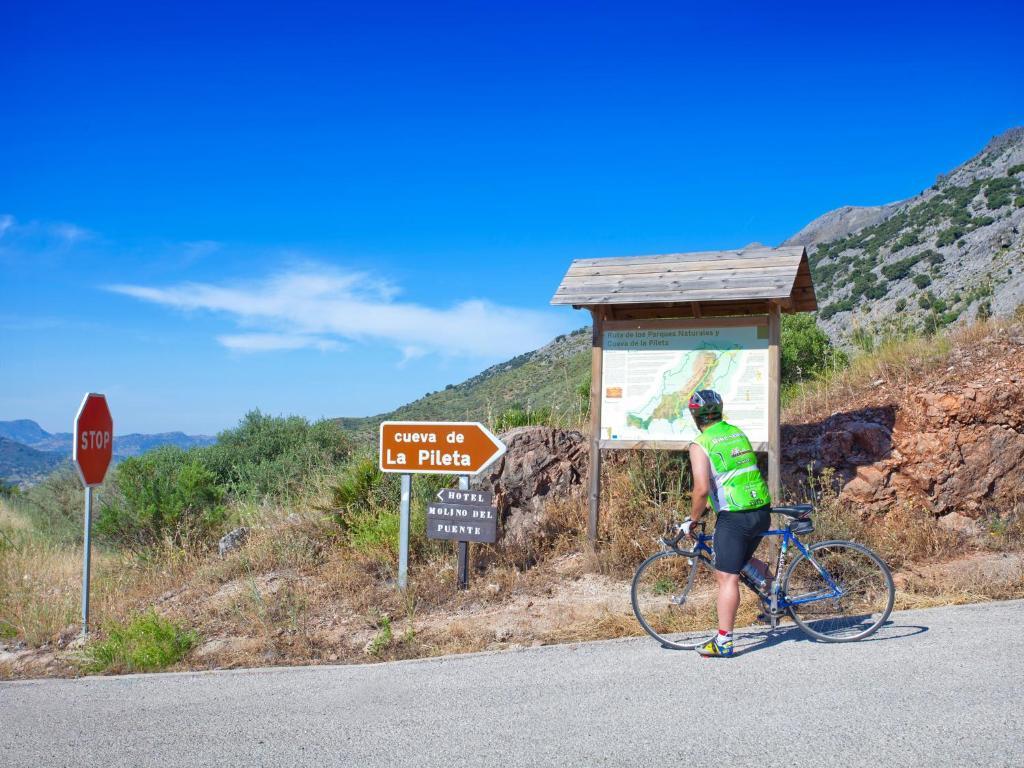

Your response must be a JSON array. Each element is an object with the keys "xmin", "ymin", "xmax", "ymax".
[{"xmin": 692, "ymin": 420, "xmax": 772, "ymax": 512}]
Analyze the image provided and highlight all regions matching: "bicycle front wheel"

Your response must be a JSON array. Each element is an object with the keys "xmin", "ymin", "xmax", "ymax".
[
  {"xmin": 631, "ymin": 550, "xmax": 717, "ymax": 650},
  {"xmin": 782, "ymin": 540, "xmax": 895, "ymax": 642}
]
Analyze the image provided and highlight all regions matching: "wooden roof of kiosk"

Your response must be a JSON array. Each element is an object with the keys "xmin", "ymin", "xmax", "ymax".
[
  {"xmin": 550, "ymin": 244, "xmax": 816, "ymax": 542},
  {"xmin": 551, "ymin": 245, "xmax": 816, "ymax": 316}
]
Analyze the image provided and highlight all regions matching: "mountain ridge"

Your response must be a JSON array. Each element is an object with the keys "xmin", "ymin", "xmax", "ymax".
[
  {"xmin": 0, "ymin": 420, "xmax": 217, "ymax": 485},
  {"xmin": 335, "ymin": 127, "xmax": 1024, "ymax": 434}
]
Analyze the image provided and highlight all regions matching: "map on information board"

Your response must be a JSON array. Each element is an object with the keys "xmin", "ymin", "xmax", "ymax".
[{"xmin": 600, "ymin": 325, "xmax": 769, "ymax": 445}]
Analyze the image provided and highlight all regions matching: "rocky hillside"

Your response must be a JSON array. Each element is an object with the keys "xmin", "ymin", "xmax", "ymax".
[
  {"xmin": 782, "ymin": 317, "xmax": 1024, "ymax": 528},
  {"xmin": 789, "ymin": 128, "xmax": 1024, "ymax": 341}
]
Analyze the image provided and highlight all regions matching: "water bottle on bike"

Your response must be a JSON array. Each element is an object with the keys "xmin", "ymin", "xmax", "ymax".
[{"xmin": 739, "ymin": 559, "xmax": 771, "ymax": 594}]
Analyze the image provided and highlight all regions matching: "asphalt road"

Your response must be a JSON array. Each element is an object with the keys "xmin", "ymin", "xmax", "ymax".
[{"xmin": 2, "ymin": 600, "xmax": 1022, "ymax": 768}]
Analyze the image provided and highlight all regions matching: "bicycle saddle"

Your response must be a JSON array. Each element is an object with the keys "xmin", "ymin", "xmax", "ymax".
[{"xmin": 772, "ymin": 504, "xmax": 813, "ymax": 519}]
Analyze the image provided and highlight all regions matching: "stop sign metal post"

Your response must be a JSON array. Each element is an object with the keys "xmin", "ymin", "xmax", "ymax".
[{"xmin": 73, "ymin": 393, "xmax": 113, "ymax": 637}]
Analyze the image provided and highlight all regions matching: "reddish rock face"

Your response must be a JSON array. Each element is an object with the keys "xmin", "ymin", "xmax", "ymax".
[
  {"xmin": 783, "ymin": 323, "xmax": 1024, "ymax": 519},
  {"xmin": 473, "ymin": 426, "xmax": 588, "ymax": 549}
]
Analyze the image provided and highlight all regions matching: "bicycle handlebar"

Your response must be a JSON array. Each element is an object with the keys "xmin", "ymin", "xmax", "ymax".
[{"xmin": 663, "ymin": 518, "xmax": 706, "ymax": 548}]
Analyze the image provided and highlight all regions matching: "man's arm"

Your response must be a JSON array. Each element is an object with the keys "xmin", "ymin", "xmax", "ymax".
[{"xmin": 688, "ymin": 442, "xmax": 711, "ymax": 527}]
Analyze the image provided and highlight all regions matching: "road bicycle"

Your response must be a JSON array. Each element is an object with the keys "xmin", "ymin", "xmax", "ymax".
[{"xmin": 631, "ymin": 504, "xmax": 895, "ymax": 647}]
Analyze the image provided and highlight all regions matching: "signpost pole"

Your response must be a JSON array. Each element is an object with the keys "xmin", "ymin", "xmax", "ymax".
[
  {"xmin": 456, "ymin": 475, "xmax": 470, "ymax": 590},
  {"xmin": 80, "ymin": 485, "xmax": 93, "ymax": 637},
  {"xmin": 398, "ymin": 473, "xmax": 411, "ymax": 589}
]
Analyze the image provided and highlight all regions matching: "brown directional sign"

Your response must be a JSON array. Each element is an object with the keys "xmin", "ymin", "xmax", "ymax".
[
  {"xmin": 426, "ymin": 502, "xmax": 498, "ymax": 543},
  {"xmin": 436, "ymin": 488, "xmax": 494, "ymax": 506},
  {"xmin": 379, "ymin": 421, "xmax": 506, "ymax": 475}
]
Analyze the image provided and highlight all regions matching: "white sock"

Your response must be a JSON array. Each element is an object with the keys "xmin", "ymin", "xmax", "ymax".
[{"xmin": 716, "ymin": 631, "xmax": 733, "ymax": 646}]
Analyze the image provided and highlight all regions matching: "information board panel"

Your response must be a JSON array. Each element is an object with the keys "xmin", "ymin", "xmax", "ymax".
[{"xmin": 600, "ymin": 323, "xmax": 769, "ymax": 446}]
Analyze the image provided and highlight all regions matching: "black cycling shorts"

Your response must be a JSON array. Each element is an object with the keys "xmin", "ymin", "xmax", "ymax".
[{"xmin": 713, "ymin": 505, "xmax": 771, "ymax": 574}]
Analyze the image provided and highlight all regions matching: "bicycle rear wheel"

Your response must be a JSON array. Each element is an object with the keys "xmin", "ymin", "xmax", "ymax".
[
  {"xmin": 631, "ymin": 550, "xmax": 717, "ymax": 650},
  {"xmin": 782, "ymin": 540, "xmax": 895, "ymax": 642}
]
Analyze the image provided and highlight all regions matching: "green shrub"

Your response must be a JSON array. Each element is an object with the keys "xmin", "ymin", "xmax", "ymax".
[
  {"xmin": 936, "ymin": 227, "xmax": 962, "ymax": 247},
  {"xmin": 985, "ymin": 177, "xmax": 1018, "ymax": 210},
  {"xmin": 82, "ymin": 610, "xmax": 198, "ymax": 674},
  {"xmin": 820, "ymin": 296, "xmax": 856, "ymax": 319},
  {"xmin": 493, "ymin": 405, "xmax": 552, "ymax": 432},
  {"xmin": 894, "ymin": 298, "xmax": 907, "ymax": 312},
  {"xmin": 781, "ymin": 313, "xmax": 847, "ymax": 385},
  {"xmin": 96, "ymin": 447, "xmax": 227, "ymax": 547},
  {"xmin": 881, "ymin": 253, "xmax": 922, "ymax": 281},
  {"xmin": 891, "ymin": 231, "xmax": 920, "ymax": 252},
  {"xmin": 913, "ymin": 273, "xmax": 932, "ymax": 289},
  {"xmin": 1015, "ymin": 196, "xmax": 1024, "ymax": 209},
  {"xmin": 577, "ymin": 373, "xmax": 592, "ymax": 417},
  {"xmin": 201, "ymin": 411, "xmax": 350, "ymax": 502},
  {"xmin": 10, "ymin": 468, "xmax": 88, "ymax": 545}
]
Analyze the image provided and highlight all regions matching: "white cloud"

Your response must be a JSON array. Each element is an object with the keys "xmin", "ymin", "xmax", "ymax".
[
  {"xmin": 108, "ymin": 265, "xmax": 568, "ymax": 359},
  {"xmin": 50, "ymin": 222, "xmax": 92, "ymax": 244},
  {"xmin": 0, "ymin": 214, "xmax": 94, "ymax": 252},
  {"xmin": 217, "ymin": 333, "xmax": 343, "ymax": 352}
]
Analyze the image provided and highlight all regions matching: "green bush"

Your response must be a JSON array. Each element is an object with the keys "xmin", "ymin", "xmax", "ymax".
[
  {"xmin": 913, "ymin": 273, "xmax": 932, "ymax": 289},
  {"xmin": 577, "ymin": 372, "xmax": 592, "ymax": 417},
  {"xmin": 895, "ymin": 298, "xmax": 907, "ymax": 312},
  {"xmin": 1015, "ymin": 196, "xmax": 1024, "ymax": 209},
  {"xmin": 325, "ymin": 455, "xmax": 446, "ymax": 562},
  {"xmin": 936, "ymin": 227, "xmax": 962, "ymax": 247},
  {"xmin": 493, "ymin": 405, "xmax": 553, "ymax": 432},
  {"xmin": 820, "ymin": 296, "xmax": 856, "ymax": 319},
  {"xmin": 9, "ymin": 468, "xmax": 88, "ymax": 545},
  {"xmin": 891, "ymin": 231, "xmax": 920, "ymax": 252},
  {"xmin": 82, "ymin": 610, "xmax": 198, "ymax": 674},
  {"xmin": 881, "ymin": 254, "xmax": 922, "ymax": 281},
  {"xmin": 781, "ymin": 313, "xmax": 847, "ymax": 385},
  {"xmin": 96, "ymin": 447, "xmax": 227, "ymax": 547},
  {"xmin": 1008, "ymin": 164, "xmax": 1024, "ymax": 176},
  {"xmin": 200, "ymin": 411, "xmax": 350, "ymax": 502}
]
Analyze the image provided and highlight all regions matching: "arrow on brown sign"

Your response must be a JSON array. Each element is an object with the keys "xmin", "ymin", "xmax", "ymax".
[{"xmin": 379, "ymin": 421, "xmax": 507, "ymax": 475}]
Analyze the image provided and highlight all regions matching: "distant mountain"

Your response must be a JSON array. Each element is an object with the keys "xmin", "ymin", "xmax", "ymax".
[
  {"xmin": 0, "ymin": 420, "xmax": 216, "ymax": 485},
  {"xmin": 788, "ymin": 127, "xmax": 1024, "ymax": 340},
  {"xmin": 0, "ymin": 419, "xmax": 52, "ymax": 445},
  {"xmin": 0, "ymin": 436, "xmax": 67, "ymax": 485}
]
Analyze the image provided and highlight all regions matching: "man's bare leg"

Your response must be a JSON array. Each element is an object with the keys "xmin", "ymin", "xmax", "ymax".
[{"xmin": 715, "ymin": 570, "xmax": 741, "ymax": 632}]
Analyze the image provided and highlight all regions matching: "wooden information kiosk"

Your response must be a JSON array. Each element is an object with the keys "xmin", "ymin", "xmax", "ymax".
[{"xmin": 551, "ymin": 245, "xmax": 817, "ymax": 542}]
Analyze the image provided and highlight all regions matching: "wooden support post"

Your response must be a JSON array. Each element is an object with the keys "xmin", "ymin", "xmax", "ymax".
[
  {"xmin": 457, "ymin": 474, "xmax": 470, "ymax": 589},
  {"xmin": 767, "ymin": 302, "xmax": 782, "ymax": 503},
  {"xmin": 587, "ymin": 308, "xmax": 605, "ymax": 542}
]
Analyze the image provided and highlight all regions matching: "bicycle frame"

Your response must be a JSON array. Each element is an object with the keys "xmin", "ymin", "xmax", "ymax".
[{"xmin": 677, "ymin": 526, "xmax": 845, "ymax": 624}]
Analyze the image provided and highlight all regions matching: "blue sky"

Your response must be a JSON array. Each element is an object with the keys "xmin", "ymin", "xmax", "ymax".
[{"xmin": 2, "ymin": 0, "xmax": 1022, "ymax": 434}]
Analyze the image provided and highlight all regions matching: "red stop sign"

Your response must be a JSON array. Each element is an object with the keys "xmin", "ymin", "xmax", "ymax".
[{"xmin": 74, "ymin": 393, "xmax": 113, "ymax": 486}]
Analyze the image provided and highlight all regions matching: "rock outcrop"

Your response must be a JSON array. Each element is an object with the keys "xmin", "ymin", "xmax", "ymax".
[
  {"xmin": 783, "ymin": 322, "xmax": 1024, "ymax": 521},
  {"xmin": 473, "ymin": 426, "xmax": 588, "ymax": 548}
]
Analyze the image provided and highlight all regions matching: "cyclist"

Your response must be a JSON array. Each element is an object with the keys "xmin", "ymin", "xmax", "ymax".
[{"xmin": 681, "ymin": 389, "xmax": 772, "ymax": 658}]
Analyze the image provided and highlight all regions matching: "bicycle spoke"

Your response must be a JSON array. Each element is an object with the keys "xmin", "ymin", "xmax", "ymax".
[
  {"xmin": 784, "ymin": 542, "xmax": 894, "ymax": 642},
  {"xmin": 631, "ymin": 551, "xmax": 717, "ymax": 649}
]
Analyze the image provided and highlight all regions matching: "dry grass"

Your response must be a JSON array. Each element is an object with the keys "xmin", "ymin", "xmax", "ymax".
[
  {"xmin": 0, "ymin": 501, "xmax": 199, "ymax": 647},
  {"xmin": 782, "ymin": 317, "xmax": 1016, "ymax": 424}
]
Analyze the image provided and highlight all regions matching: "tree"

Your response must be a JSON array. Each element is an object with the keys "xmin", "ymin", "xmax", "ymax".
[{"xmin": 781, "ymin": 313, "xmax": 847, "ymax": 385}]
